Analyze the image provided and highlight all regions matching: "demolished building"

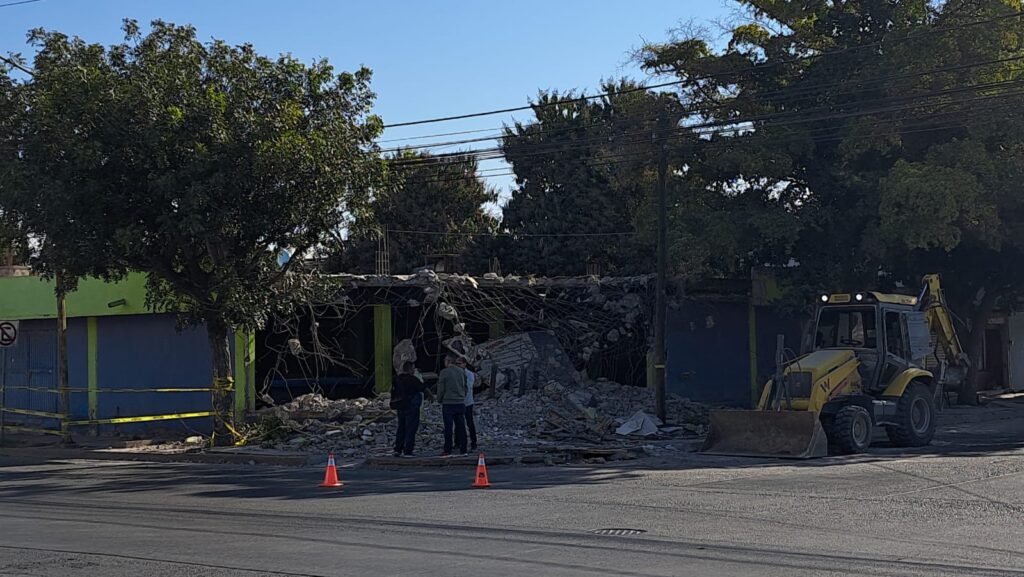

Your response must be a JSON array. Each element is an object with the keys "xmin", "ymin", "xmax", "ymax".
[
  {"xmin": 257, "ymin": 271, "xmax": 801, "ymax": 409},
  {"xmin": 258, "ymin": 271, "xmax": 655, "ymax": 402}
]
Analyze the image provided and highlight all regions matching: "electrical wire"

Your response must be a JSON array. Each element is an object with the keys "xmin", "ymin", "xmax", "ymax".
[
  {"xmin": 393, "ymin": 95, "xmax": 1020, "ymax": 187},
  {"xmin": 389, "ymin": 75, "xmax": 1024, "ymax": 167},
  {"xmin": 380, "ymin": 10, "xmax": 1024, "ymax": 129},
  {"xmin": 387, "ymin": 83, "xmax": 1024, "ymax": 173},
  {"xmin": 387, "ymin": 78, "xmax": 1024, "ymax": 185},
  {"xmin": 387, "ymin": 229, "xmax": 636, "ymax": 238},
  {"xmin": 0, "ymin": 0, "xmax": 41, "ymax": 7},
  {"xmin": 379, "ymin": 54, "xmax": 1024, "ymax": 154}
]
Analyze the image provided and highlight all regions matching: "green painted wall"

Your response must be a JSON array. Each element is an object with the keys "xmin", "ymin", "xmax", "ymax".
[
  {"xmin": 373, "ymin": 304, "xmax": 393, "ymax": 393},
  {"xmin": 0, "ymin": 273, "xmax": 152, "ymax": 321},
  {"xmin": 233, "ymin": 330, "xmax": 256, "ymax": 422}
]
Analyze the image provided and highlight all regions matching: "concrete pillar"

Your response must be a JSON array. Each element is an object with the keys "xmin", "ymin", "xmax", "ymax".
[{"xmin": 373, "ymin": 305, "xmax": 393, "ymax": 393}]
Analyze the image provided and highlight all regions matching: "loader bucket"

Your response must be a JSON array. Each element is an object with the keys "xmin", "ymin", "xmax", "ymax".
[{"xmin": 701, "ymin": 409, "xmax": 829, "ymax": 459}]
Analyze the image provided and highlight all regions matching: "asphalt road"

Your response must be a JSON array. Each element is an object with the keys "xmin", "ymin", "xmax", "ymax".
[{"xmin": 1, "ymin": 403, "xmax": 1023, "ymax": 577}]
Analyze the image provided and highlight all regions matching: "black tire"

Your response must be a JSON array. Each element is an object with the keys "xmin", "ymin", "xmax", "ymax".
[
  {"xmin": 829, "ymin": 405, "xmax": 873, "ymax": 455},
  {"xmin": 886, "ymin": 381, "xmax": 936, "ymax": 447}
]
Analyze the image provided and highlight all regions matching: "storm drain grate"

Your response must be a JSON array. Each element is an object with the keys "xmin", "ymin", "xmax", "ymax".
[{"xmin": 591, "ymin": 528, "xmax": 647, "ymax": 536}]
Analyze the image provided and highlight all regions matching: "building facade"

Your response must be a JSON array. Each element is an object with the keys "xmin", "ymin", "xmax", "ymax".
[{"xmin": 0, "ymin": 273, "xmax": 254, "ymax": 438}]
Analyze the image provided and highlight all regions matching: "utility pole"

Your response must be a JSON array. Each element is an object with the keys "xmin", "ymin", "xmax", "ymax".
[
  {"xmin": 654, "ymin": 114, "xmax": 669, "ymax": 424},
  {"xmin": 56, "ymin": 273, "xmax": 70, "ymax": 445}
]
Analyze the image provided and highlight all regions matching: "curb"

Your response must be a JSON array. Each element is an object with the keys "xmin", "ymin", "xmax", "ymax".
[
  {"xmin": 0, "ymin": 446, "xmax": 311, "ymax": 467},
  {"xmin": 365, "ymin": 455, "xmax": 516, "ymax": 468}
]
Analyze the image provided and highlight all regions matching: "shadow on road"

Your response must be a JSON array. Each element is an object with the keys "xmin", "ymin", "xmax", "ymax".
[{"xmin": 1, "ymin": 400, "xmax": 1021, "ymax": 502}]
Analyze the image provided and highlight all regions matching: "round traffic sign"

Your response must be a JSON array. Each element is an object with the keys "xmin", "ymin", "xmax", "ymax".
[{"xmin": 0, "ymin": 321, "xmax": 17, "ymax": 347}]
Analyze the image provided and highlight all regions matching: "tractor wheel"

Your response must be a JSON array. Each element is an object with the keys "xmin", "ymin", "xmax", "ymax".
[
  {"xmin": 886, "ymin": 381, "xmax": 936, "ymax": 447},
  {"xmin": 829, "ymin": 405, "xmax": 873, "ymax": 455}
]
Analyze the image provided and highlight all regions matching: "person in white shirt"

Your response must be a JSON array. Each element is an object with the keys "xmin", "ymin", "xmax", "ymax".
[{"xmin": 456, "ymin": 357, "xmax": 478, "ymax": 452}]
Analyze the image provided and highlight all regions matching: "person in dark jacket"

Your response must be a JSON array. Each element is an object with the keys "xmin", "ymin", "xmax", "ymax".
[{"xmin": 392, "ymin": 361, "xmax": 427, "ymax": 457}]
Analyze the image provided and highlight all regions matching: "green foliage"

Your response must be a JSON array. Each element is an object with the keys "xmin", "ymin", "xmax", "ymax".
[
  {"xmin": 641, "ymin": 0, "xmax": 1024, "ymax": 398},
  {"xmin": 641, "ymin": 0, "xmax": 1024, "ymax": 300},
  {"xmin": 0, "ymin": 66, "xmax": 30, "ymax": 265},
  {"xmin": 4, "ymin": 19, "xmax": 387, "ymax": 363},
  {"xmin": 328, "ymin": 150, "xmax": 498, "ymax": 274},
  {"xmin": 498, "ymin": 81, "xmax": 666, "ymax": 276}
]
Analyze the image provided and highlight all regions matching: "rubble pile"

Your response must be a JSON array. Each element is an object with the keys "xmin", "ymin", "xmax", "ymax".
[
  {"xmin": 251, "ymin": 378, "xmax": 709, "ymax": 459},
  {"xmin": 532, "ymin": 378, "xmax": 709, "ymax": 443}
]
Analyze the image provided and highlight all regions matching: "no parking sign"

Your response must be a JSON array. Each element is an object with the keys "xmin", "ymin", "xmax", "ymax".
[{"xmin": 0, "ymin": 321, "xmax": 18, "ymax": 347}]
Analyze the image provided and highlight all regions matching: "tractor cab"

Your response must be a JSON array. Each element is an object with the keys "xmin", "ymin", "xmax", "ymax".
[{"xmin": 811, "ymin": 292, "xmax": 931, "ymax": 394}]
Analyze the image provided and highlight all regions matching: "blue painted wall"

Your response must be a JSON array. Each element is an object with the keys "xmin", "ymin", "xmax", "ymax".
[
  {"xmin": 2, "ymin": 319, "xmax": 59, "ymax": 429},
  {"xmin": 2, "ymin": 313, "xmax": 216, "ymax": 435},
  {"xmin": 666, "ymin": 301, "xmax": 750, "ymax": 406},
  {"xmin": 752, "ymin": 307, "xmax": 804, "ymax": 402},
  {"xmin": 95, "ymin": 314, "xmax": 214, "ymax": 435},
  {"xmin": 666, "ymin": 301, "xmax": 802, "ymax": 407}
]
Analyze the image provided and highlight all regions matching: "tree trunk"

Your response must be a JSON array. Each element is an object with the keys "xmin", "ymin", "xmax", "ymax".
[
  {"xmin": 207, "ymin": 321, "xmax": 234, "ymax": 444},
  {"xmin": 961, "ymin": 288, "xmax": 998, "ymax": 406}
]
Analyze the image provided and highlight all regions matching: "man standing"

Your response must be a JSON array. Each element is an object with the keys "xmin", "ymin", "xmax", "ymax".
[
  {"xmin": 437, "ymin": 353, "xmax": 468, "ymax": 456},
  {"xmin": 457, "ymin": 357, "xmax": 478, "ymax": 452},
  {"xmin": 391, "ymin": 361, "xmax": 426, "ymax": 457}
]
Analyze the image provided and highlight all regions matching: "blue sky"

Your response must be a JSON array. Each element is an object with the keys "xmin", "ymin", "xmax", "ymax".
[{"xmin": 1, "ymin": 0, "xmax": 734, "ymax": 201}]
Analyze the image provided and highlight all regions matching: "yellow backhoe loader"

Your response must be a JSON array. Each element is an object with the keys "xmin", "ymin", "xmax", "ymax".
[{"xmin": 702, "ymin": 274, "xmax": 969, "ymax": 458}]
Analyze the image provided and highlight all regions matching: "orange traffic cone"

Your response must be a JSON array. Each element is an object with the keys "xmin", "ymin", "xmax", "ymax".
[
  {"xmin": 319, "ymin": 453, "xmax": 343, "ymax": 488},
  {"xmin": 472, "ymin": 453, "xmax": 491, "ymax": 488}
]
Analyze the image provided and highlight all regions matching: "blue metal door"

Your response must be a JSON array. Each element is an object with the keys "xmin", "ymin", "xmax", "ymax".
[
  {"xmin": 666, "ymin": 303, "xmax": 751, "ymax": 406},
  {"xmin": 2, "ymin": 324, "xmax": 58, "ymax": 428}
]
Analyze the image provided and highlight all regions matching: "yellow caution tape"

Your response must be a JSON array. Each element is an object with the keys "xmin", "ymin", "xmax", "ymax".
[
  {"xmin": 0, "ymin": 425, "xmax": 64, "ymax": 435},
  {"xmin": 1, "ymin": 407, "xmax": 63, "ymax": 419},
  {"xmin": 66, "ymin": 411, "xmax": 216, "ymax": 426},
  {"xmin": 2, "ymin": 386, "xmax": 214, "ymax": 393}
]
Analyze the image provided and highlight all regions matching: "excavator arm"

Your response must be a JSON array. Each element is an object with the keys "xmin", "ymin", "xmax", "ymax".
[{"xmin": 918, "ymin": 274, "xmax": 970, "ymax": 387}]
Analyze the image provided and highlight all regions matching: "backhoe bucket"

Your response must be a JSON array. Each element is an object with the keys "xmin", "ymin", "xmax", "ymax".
[{"xmin": 701, "ymin": 409, "xmax": 829, "ymax": 459}]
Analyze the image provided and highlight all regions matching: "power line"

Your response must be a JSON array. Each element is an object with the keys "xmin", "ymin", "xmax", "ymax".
[
  {"xmin": 388, "ymin": 76, "xmax": 1024, "ymax": 173},
  {"xmin": 381, "ymin": 10, "xmax": 1024, "ymax": 129},
  {"xmin": 0, "ymin": 54, "xmax": 34, "ymax": 76},
  {"xmin": 0, "ymin": 0, "xmax": 41, "ymax": 7},
  {"xmin": 389, "ymin": 75, "xmax": 1024, "ymax": 167},
  {"xmin": 393, "ymin": 91, "xmax": 1021, "ymax": 187},
  {"xmin": 377, "ymin": 107, "xmax": 1019, "ymax": 232},
  {"xmin": 378, "ymin": 126, "xmax": 504, "ymax": 143},
  {"xmin": 379, "ymin": 53, "xmax": 1024, "ymax": 153},
  {"xmin": 394, "ymin": 91, "xmax": 1024, "ymax": 188},
  {"xmin": 387, "ymin": 229, "xmax": 636, "ymax": 238}
]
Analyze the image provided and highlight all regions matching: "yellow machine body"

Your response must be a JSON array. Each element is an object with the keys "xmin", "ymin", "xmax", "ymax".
[{"xmin": 702, "ymin": 275, "xmax": 969, "ymax": 459}]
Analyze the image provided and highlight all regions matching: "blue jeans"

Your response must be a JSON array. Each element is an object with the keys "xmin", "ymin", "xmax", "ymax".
[
  {"xmin": 393, "ymin": 393, "xmax": 422, "ymax": 455},
  {"xmin": 442, "ymin": 403, "xmax": 467, "ymax": 455},
  {"xmin": 394, "ymin": 406, "xmax": 420, "ymax": 455}
]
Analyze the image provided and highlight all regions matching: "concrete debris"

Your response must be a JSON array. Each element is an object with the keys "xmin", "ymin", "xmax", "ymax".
[
  {"xmin": 392, "ymin": 339, "xmax": 417, "ymax": 374},
  {"xmin": 251, "ymin": 377, "xmax": 709, "ymax": 463},
  {"xmin": 475, "ymin": 332, "xmax": 574, "ymax": 392},
  {"xmin": 615, "ymin": 411, "xmax": 662, "ymax": 436},
  {"xmin": 437, "ymin": 302, "xmax": 458, "ymax": 320}
]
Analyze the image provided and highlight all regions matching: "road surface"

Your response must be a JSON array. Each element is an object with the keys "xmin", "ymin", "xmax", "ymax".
[{"xmin": 1, "ymin": 403, "xmax": 1022, "ymax": 576}]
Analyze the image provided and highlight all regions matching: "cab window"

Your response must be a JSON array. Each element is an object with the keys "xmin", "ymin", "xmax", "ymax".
[
  {"xmin": 885, "ymin": 311, "xmax": 906, "ymax": 357},
  {"xmin": 815, "ymin": 307, "xmax": 877, "ymax": 349}
]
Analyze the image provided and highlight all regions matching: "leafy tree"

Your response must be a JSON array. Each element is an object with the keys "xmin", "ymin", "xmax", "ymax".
[
  {"xmin": 498, "ymin": 80, "xmax": 795, "ymax": 280},
  {"xmin": 498, "ymin": 82, "xmax": 666, "ymax": 277},
  {"xmin": 640, "ymin": 0, "xmax": 1024, "ymax": 401},
  {"xmin": 327, "ymin": 151, "xmax": 498, "ymax": 275},
  {"xmin": 4, "ymin": 20, "xmax": 387, "ymax": 436},
  {"xmin": 0, "ymin": 65, "xmax": 30, "ymax": 266}
]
